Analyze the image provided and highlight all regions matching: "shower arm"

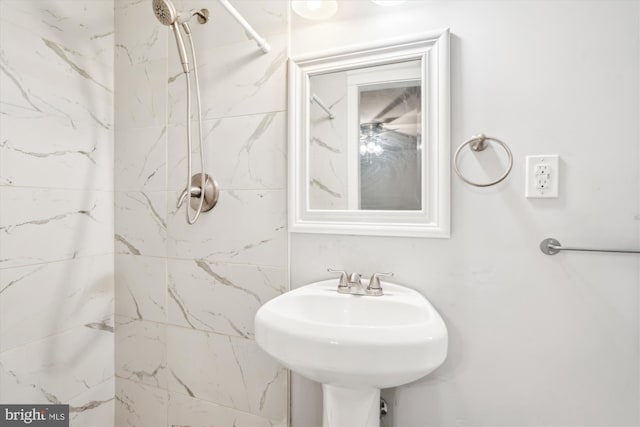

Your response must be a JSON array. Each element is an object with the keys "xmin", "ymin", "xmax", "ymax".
[{"xmin": 218, "ymin": 0, "xmax": 270, "ymax": 54}]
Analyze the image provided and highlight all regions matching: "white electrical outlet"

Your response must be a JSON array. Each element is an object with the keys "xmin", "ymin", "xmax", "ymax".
[{"xmin": 525, "ymin": 155, "xmax": 559, "ymax": 198}]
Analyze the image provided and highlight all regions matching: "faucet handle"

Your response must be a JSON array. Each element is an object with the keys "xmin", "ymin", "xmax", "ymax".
[
  {"xmin": 176, "ymin": 185, "xmax": 203, "ymax": 208},
  {"xmin": 367, "ymin": 272, "xmax": 394, "ymax": 293},
  {"xmin": 327, "ymin": 268, "xmax": 349, "ymax": 289},
  {"xmin": 348, "ymin": 272, "xmax": 362, "ymax": 287}
]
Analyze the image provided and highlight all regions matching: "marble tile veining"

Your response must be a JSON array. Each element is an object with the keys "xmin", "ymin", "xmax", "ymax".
[
  {"xmin": 115, "ymin": 0, "xmax": 166, "ymax": 63},
  {"xmin": 172, "ymin": 0, "xmax": 287, "ymax": 49},
  {"xmin": 0, "ymin": 255, "xmax": 114, "ymax": 352},
  {"xmin": 115, "ymin": 254, "xmax": 167, "ymax": 322},
  {"xmin": 112, "ymin": 0, "xmax": 289, "ymax": 424},
  {"xmin": 115, "ymin": 126, "xmax": 167, "ymax": 192},
  {"xmin": 0, "ymin": 114, "xmax": 113, "ymax": 190},
  {"xmin": 115, "ymin": 56, "xmax": 167, "ymax": 130},
  {"xmin": 0, "ymin": 2, "xmax": 114, "ymax": 427},
  {"xmin": 168, "ymin": 391, "xmax": 287, "ymax": 427},
  {"xmin": 0, "ymin": 4, "xmax": 113, "ymax": 131},
  {"xmin": 167, "ymin": 326, "xmax": 287, "ymax": 423},
  {"xmin": 0, "ymin": 1, "xmax": 114, "ymax": 66},
  {"xmin": 0, "ymin": 1, "xmax": 114, "ymax": 189},
  {"xmin": 115, "ymin": 191, "xmax": 167, "ymax": 258},
  {"xmin": 167, "ymin": 189, "xmax": 287, "ymax": 267},
  {"xmin": 168, "ymin": 33, "xmax": 287, "ymax": 123},
  {"xmin": 167, "ymin": 111, "xmax": 287, "ymax": 192},
  {"xmin": 114, "ymin": 0, "xmax": 168, "ymax": 130},
  {"xmin": 116, "ymin": 377, "xmax": 168, "ymax": 427},
  {"xmin": 0, "ymin": 188, "xmax": 113, "ymax": 268},
  {"xmin": 0, "ymin": 325, "xmax": 114, "ymax": 404},
  {"xmin": 68, "ymin": 377, "xmax": 115, "ymax": 427},
  {"xmin": 168, "ymin": 259, "xmax": 285, "ymax": 338},
  {"xmin": 115, "ymin": 317, "xmax": 167, "ymax": 390}
]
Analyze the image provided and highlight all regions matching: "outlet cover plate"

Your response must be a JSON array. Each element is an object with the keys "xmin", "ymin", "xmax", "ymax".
[{"xmin": 525, "ymin": 155, "xmax": 559, "ymax": 198}]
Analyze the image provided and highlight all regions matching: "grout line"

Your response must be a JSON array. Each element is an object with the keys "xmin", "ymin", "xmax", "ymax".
[
  {"xmin": 114, "ymin": 375, "xmax": 285, "ymax": 425},
  {"xmin": 114, "ymin": 253, "xmax": 287, "ymax": 270},
  {"xmin": 114, "ymin": 109, "xmax": 286, "ymax": 133},
  {"xmin": 114, "ymin": 316, "xmax": 261, "ymax": 343},
  {"xmin": 0, "ymin": 253, "xmax": 114, "ymax": 271},
  {"xmin": 65, "ymin": 375, "xmax": 115, "ymax": 408},
  {"xmin": 0, "ymin": 186, "xmax": 116, "ymax": 192},
  {"xmin": 0, "ymin": 322, "xmax": 115, "ymax": 357},
  {"xmin": 114, "ymin": 187, "xmax": 287, "ymax": 192}
]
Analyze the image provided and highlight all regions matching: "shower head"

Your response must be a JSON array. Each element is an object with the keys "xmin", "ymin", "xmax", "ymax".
[
  {"xmin": 152, "ymin": 0, "xmax": 178, "ymax": 26},
  {"xmin": 152, "ymin": 0, "xmax": 209, "ymax": 73},
  {"xmin": 152, "ymin": 0, "xmax": 190, "ymax": 73},
  {"xmin": 153, "ymin": 0, "xmax": 209, "ymax": 26}
]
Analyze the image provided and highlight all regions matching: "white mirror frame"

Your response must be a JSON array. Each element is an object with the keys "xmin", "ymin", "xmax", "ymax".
[{"xmin": 288, "ymin": 29, "xmax": 450, "ymax": 238}]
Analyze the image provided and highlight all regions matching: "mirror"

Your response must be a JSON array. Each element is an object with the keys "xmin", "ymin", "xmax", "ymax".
[
  {"xmin": 309, "ymin": 60, "xmax": 422, "ymax": 211},
  {"xmin": 289, "ymin": 30, "xmax": 450, "ymax": 237}
]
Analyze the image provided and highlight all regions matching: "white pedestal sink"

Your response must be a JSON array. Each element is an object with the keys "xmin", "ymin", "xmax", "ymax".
[{"xmin": 255, "ymin": 279, "xmax": 448, "ymax": 427}]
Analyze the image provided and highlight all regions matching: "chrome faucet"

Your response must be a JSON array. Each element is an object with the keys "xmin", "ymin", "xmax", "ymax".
[
  {"xmin": 327, "ymin": 269, "xmax": 394, "ymax": 296},
  {"xmin": 366, "ymin": 272, "xmax": 394, "ymax": 296},
  {"xmin": 327, "ymin": 268, "xmax": 350, "ymax": 291}
]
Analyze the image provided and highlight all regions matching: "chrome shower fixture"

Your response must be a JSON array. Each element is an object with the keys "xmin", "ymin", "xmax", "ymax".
[
  {"xmin": 152, "ymin": 0, "xmax": 209, "ymax": 26},
  {"xmin": 152, "ymin": 0, "xmax": 208, "ymax": 74},
  {"xmin": 152, "ymin": 0, "xmax": 218, "ymax": 225},
  {"xmin": 152, "ymin": 0, "xmax": 176, "ymax": 25},
  {"xmin": 152, "ymin": 0, "xmax": 188, "ymax": 73},
  {"xmin": 183, "ymin": 8, "xmax": 209, "ymax": 25}
]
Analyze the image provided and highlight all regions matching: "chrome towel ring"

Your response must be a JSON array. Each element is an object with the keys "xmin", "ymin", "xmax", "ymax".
[{"xmin": 453, "ymin": 134, "xmax": 513, "ymax": 187}]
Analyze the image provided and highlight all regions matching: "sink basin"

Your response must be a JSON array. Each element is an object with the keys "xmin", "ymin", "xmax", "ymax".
[{"xmin": 255, "ymin": 278, "xmax": 447, "ymax": 427}]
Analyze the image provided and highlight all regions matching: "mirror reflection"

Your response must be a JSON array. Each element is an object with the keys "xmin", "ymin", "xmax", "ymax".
[{"xmin": 308, "ymin": 59, "xmax": 422, "ymax": 211}]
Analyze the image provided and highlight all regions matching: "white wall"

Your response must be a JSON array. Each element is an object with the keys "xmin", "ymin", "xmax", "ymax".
[
  {"xmin": 0, "ymin": 1, "xmax": 115, "ymax": 425},
  {"xmin": 290, "ymin": 1, "xmax": 640, "ymax": 426}
]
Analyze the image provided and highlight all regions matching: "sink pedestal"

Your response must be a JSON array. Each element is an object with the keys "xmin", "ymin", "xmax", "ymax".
[{"xmin": 322, "ymin": 385, "xmax": 380, "ymax": 427}]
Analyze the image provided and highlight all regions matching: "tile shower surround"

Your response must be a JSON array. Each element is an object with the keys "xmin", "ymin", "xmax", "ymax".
[
  {"xmin": 0, "ymin": 0, "xmax": 288, "ymax": 425},
  {"xmin": 0, "ymin": 0, "xmax": 115, "ymax": 426},
  {"xmin": 114, "ymin": 1, "xmax": 288, "ymax": 426}
]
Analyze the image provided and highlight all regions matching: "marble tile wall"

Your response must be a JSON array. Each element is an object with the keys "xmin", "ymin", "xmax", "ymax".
[
  {"xmin": 0, "ymin": 1, "xmax": 115, "ymax": 426},
  {"xmin": 308, "ymin": 72, "xmax": 348, "ymax": 210},
  {"xmin": 114, "ymin": 1, "xmax": 289, "ymax": 426}
]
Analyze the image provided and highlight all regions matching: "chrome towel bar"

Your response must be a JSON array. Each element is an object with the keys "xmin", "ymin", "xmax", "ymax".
[{"xmin": 540, "ymin": 238, "xmax": 640, "ymax": 255}]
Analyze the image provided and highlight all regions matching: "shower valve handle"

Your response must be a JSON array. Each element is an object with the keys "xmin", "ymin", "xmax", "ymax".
[
  {"xmin": 176, "ymin": 173, "xmax": 219, "ymax": 216},
  {"xmin": 177, "ymin": 186, "xmax": 202, "ymax": 208}
]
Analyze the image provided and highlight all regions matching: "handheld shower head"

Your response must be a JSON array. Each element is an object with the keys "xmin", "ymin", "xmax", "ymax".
[
  {"xmin": 152, "ymin": 0, "xmax": 189, "ymax": 73},
  {"xmin": 153, "ymin": 0, "xmax": 209, "ymax": 26},
  {"xmin": 152, "ymin": 0, "xmax": 178, "ymax": 26}
]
